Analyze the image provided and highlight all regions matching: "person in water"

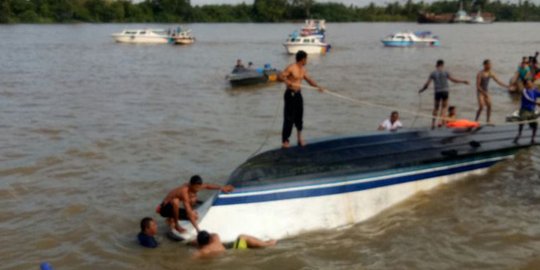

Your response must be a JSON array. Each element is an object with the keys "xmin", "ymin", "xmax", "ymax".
[
  {"xmin": 138, "ymin": 217, "xmax": 158, "ymax": 248},
  {"xmin": 278, "ymin": 50, "xmax": 324, "ymax": 148},
  {"xmin": 193, "ymin": 230, "xmax": 277, "ymax": 258},
  {"xmin": 475, "ymin": 59, "xmax": 512, "ymax": 124},
  {"xmin": 514, "ymin": 79, "xmax": 540, "ymax": 144},
  {"xmin": 419, "ymin": 59, "xmax": 469, "ymax": 129},
  {"xmin": 447, "ymin": 106, "xmax": 457, "ymax": 121},
  {"xmin": 157, "ymin": 175, "xmax": 234, "ymax": 233},
  {"xmin": 378, "ymin": 111, "xmax": 402, "ymax": 131}
]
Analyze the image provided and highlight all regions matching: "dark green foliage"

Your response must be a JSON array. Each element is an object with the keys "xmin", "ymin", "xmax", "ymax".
[{"xmin": 1, "ymin": 0, "xmax": 540, "ymax": 23}]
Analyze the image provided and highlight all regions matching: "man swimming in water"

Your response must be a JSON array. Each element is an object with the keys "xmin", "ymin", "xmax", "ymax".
[
  {"xmin": 378, "ymin": 111, "xmax": 402, "ymax": 131},
  {"xmin": 193, "ymin": 231, "xmax": 276, "ymax": 258},
  {"xmin": 278, "ymin": 50, "xmax": 324, "ymax": 148},
  {"xmin": 157, "ymin": 175, "xmax": 234, "ymax": 233},
  {"xmin": 419, "ymin": 60, "xmax": 469, "ymax": 129},
  {"xmin": 138, "ymin": 217, "xmax": 158, "ymax": 248}
]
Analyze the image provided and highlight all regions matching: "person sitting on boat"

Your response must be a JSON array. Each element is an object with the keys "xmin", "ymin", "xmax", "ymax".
[
  {"xmin": 475, "ymin": 59, "xmax": 512, "ymax": 124},
  {"xmin": 193, "ymin": 231, "xmax": 276, "ymax": 258},
  {"xmin": 378, "ymin": 111, "xmax": 402, "ymax": 131},
  {"xmin": 138, "ymin": 217, "xmax": 158, "ymax": 248},
  {"xmin": 278, "ymin": 50, "xmax": 325, "ymax": 148},
  {"xmin": 514, "ymin": 79, "xmax": 540, "ymax": 144},
  {"xmin": 445, "ymin": 106, "xmax": 480, "ymax": 129},
  {"xmin": 233, "ymin": 59, "xmax": 246, "ymax": 73},
  {"xmin": 419, "ymin": 59, "xmax": 469, "ymax": 129},
  {"xmin": 248, "ymin": 62, "xmax": 253, "ymax": 69},
  {"xmin": 156, "ymin": 175, "xmax": 234, "ymax": 233}
]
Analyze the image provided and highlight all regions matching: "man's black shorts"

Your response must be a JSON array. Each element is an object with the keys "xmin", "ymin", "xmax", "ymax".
[
  {"xmin": 435, "ymin": 91, "xmax": 449, "ymax": 102},
  {"xmin": 159, "ymin": 203, "xmax": 189, "ymax": 220}
]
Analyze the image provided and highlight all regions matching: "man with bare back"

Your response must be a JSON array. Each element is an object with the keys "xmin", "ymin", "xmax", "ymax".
[
  {"xmin": 278, "ymin": 50, "xmax": 324, "ymax": 148},
  {"xmin": 157, "ymin": 175, "xmax": 234, "ymax": 233}
]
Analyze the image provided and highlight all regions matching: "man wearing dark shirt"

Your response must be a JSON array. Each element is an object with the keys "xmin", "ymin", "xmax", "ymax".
[{"xmin": 138, "ymin": 217, "xmax": 158, "ymax": 248}]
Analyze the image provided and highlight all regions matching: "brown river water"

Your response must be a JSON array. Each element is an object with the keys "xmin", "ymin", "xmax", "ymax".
[{"xmin": 0, "ymin": 23, "xmax": 539, "ymax": 269}]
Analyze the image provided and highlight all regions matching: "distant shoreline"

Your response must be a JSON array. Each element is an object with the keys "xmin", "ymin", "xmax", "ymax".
[{"xmin": 2, "ymin": 0, "xmax": 540, "ymax": 24}]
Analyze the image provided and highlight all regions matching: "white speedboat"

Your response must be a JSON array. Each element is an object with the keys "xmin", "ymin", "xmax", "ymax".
[
  {"xmin": 172, "ymin": 29, "xmax": 195, "ymax": 45},
  {"xmin": 111, "ymin": 29, "xmax": 171, "ymax": 44},
  {"xmin": 381, "ymin": 31, "xmax": 440, "ymax": 47},
  {"xmin": 283, "ymin": 35, "xmax": 331, "ymax": 54},
  {"xmin": 169, "ymin": 126, "xmax": 537, "ymax": 243},
  {"xmin": 300, "ymin": 19, "xmax": 326, "ymax": 40}
]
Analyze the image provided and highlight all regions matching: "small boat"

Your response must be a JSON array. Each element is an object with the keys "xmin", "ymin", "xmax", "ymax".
[
  {"xmin": 227, "ymin": 64, "xmax": 280, "ymax": 87},
  {"xmin": 172, "ymin": 126, "xmax": 537, "ymax": 242},
  {"xmin": 417, "ymin": 12, "xmax": 454, "ymax": 24},
  {"xmin": 453, "ymin": 1, "xmax": 471, "ymax": 23},
  {"xmin": 111, "ymin": 29, "xmax": 171, "ymax": 44},
  {"xmin": 468, "ymin": 8, "xmax": 494, "ymax": 24},
  {"xmin": 382, "ymin": 31, "xmax": 441, "ymax": 47},
  {"xmin": 172, "ymin": 29, "xmax": 195, "ymax": 45},
  {"xmin": 283, "ymin": 34, "xmax": 331, "ymax": 54}
]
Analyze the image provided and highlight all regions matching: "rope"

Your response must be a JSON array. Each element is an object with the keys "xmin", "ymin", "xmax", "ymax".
[
  {"xmin": 298, "ymin": 84, "xmax": 540, "ymax": 126},
  {"xmin": 247, "ymin": 93, "xmax": 282, "ymax": 159}
]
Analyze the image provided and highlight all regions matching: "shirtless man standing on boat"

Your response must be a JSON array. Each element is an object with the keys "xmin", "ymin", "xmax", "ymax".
[
  {"xmin": 278, "ymin": 50, "xmax": 324, "ymax": 148},
  {"xmin": 419, "ymin": 59, "xmax": 469, "ymax": 129},
  {"xmin": 157, "ymin": 175, "xmax": 234, "ymax": 233}
]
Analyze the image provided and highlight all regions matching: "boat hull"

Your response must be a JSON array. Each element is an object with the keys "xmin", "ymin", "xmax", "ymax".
[
  {"xmin": 177, "ymin": 126, "xmax": 533, "ymax": 242},
  {"xmin": 283, "ymin": 43, "xmax": 329, "ymax": 54},
  {"xmin": 382, "ymin": 40, "xmax": 440, "ymax": 47},
  {"xmin": 199, "ymin": 153, "xmax": 510, "ymax": 242},
  {"xmin": 112, "ymin": 35, "xmax": 170, "ymax": 44}
]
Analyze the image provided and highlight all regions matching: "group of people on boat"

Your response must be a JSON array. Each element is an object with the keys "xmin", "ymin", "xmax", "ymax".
[
  {"xmin": 416, "ymin": 57, "xmax": 539, "ymax": 143},
  {"xmin": 274, "ymin": 50, "xmax": 540, "ymax": 147},
  {"xmin": 137, "ymin": 175, "xmax": 276, "ymax": 257}
]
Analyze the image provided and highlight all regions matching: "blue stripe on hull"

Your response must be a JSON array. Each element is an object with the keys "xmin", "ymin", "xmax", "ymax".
[{"xmin": 213, "ymin": 159, "xmax": 500, "ymax": 206}]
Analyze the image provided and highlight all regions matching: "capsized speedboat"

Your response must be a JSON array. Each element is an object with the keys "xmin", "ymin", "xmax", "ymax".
[
  {"xmin": 381, "ymin": 31, "xmax": 440, "ymax": 47},
  {"xmin": 227, "ymin": 64, "xmax": 280, "ymax": 87},
  {"xmin": 111, "ymin": 29, "xmax": 171, "ymax": 44},
  {"xmin": 173, "ymin": 125, "xmax": 536, "ymax": 242}
]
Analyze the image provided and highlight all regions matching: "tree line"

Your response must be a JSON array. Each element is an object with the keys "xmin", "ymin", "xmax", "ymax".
[{"xmin": 1, "ymin": 0, "xmax": 540, "ymax": 23}]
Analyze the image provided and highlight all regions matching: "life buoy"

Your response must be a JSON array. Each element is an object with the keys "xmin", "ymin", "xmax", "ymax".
[{"xmin": 446, "ymin": 119, "xmax": 480, "ymax": 129}]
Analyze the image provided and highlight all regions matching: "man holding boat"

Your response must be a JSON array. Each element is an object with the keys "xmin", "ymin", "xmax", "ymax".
[
  {"xmin": 157, "ymin": 175, "xmax": 234, "ymax": 233},
  {"xmin": 278, "ymin": 50, "xmax": 325, "ymax": 148}
]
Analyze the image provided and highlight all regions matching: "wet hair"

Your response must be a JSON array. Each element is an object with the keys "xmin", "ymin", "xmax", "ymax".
[
  {"xmin": 436, "ymin": 59, "xmax": 444, "ymax": 67},
  {"xmin": 190, "ymin": 175, "xmax": 203, "ymax": 186},
  {"xmin": 391, "ymin": 111, "xmax": 399, "ymax": 116},
  {"xmin": 296, "ymin": 50, "xmax": 307, "ymax": 62},
  {"xmin": 140, "ymin": 217, "xmax": 153, "ymax": 232},
  {"xmin": 197, "ymin": 231, "xmax": 211, "ymax": 246},
  {"xmin": 448, "ymin": 106, "xmax": 456, "ymax": 113},
  {"xmin": 483, "ymin": 59, "xmax": 490, "ymax": 65}
]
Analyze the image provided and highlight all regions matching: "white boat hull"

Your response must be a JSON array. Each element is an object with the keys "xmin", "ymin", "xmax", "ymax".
[
  {"xmin": 178, "ymin": 155, "xmax": 511, "ymax": 242},
  {"xmin": 283, "ymin": 43, "xmax": 328, "ymax": 54},
  {"xmin": 112, "ymin": 35, "xmax": 170, "ymax": 44}
]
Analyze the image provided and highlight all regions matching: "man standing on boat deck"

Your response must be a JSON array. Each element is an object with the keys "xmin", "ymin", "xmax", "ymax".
[
  {"xmin": 419, "ymin": 59, "xmax": 469, "ymax": 129},
  {"xmin": 157, "ymin": 175, "xmax": 234, "ymax": 233},
  {"xmin": 278, "ymin": 50, "xmax": 324, "ymax": 148}
]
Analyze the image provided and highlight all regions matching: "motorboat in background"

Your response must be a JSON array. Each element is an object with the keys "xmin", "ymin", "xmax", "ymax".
[
  {"xmin": 227, "ymin": 64, "xmax": 280, "ymax": 87},
  {"xmin": 382, "ymin": 31, "xmax": 440, "ymax": 47},
  {"xmin": 111, "ymin": 29, "xmax": 171, "ymax": 44},
  {"xmin": 453, "ymin": 1, "xmax": 471, "ymax": 23},
  {"xmin": 170, "ymin": 126, "xmax": 537, "ymax": 242},
  {"xmin": 283, "ymin": 34, "xmax": 331, "ymax": 54},
  {"xmin": 283, "ymin": 19, "xmax": 331, "ymax": 54},
  {"xmin": 468, "ymin": 8, "xmax": 493, "ymax": 24},
  {"xmin": 172, "ymin": 29, "xmax": 195, "ymax": 45}
]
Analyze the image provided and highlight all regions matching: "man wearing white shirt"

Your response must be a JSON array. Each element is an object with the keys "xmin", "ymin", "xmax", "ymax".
[{"xmin": 378, "ymin": 111, "xmax": 403, "ymax": 131}]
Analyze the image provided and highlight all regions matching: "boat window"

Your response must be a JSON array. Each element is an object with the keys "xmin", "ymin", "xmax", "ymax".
[
  {"xmin": 303, "ymin": 39, "xmax": 310, "ymax": 43},
  {"xmin": 140, "ymin": 31, "xmax": 146, "ymax": 34},
  {"xmin": 311, "ymin": 39, "xmax": 315, "ymax": 43},
  {"xmin": 126, "ymin": 31, "xmax": 136, "ymax": 35}
]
